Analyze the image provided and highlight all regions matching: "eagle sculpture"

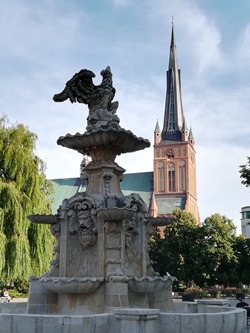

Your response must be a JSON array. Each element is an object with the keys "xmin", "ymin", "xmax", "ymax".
[
  {"xmin": 53, "ymin": 66, "xmax": 119, "ymax": 115},
  {"xmin": 53, "ymin": 66, "xmax": 120, "ymax": 132}
]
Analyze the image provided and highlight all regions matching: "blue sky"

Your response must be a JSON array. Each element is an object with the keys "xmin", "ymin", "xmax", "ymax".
[{"xmin": 1, "ymin": 0, "xmax": 250, "ymax": 233}]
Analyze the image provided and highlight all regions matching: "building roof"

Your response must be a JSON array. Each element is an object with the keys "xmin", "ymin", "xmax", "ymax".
[
  {"xmin": 155, "ymin": 196, "xmax": 186, "ymax": 215},
  {"xmin": 154, "ymin": 119, "xmax": 161, "ymax": 133},
  {"xmin": 50, "ymin": 171, "xmax": 185, "ymax": 215},
  {"xmin": 50, "ymin": 177, "xmax": 87, "ymax": 213}
]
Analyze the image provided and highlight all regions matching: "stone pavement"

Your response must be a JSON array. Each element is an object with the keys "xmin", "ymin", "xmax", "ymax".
[{"xmin": 10, "ymin": 298, "xmax": 28, "ymax": 303}]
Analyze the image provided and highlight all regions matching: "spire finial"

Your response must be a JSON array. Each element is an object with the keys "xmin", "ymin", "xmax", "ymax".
[{"xmin": 170, "ymin": 17, "xmax": 175, "ymax": 49}]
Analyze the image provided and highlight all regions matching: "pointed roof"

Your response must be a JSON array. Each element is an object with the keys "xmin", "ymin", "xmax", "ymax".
[
  {"xmin": 154, "ymin": 119, "xmax": 160, "ymax": 133},
  {"xmin": 189, "ymin": 126, "xmax": 194, "ymax": 140},
  {"xmin": 182, "ymin": 117, "xmax": 188, "ymax": 132},
  {"xmin": 149, "ymin": 192, "xmax": 158, "ymax": 217},
  {"xmin": 162, "ymin": 21, "xmax": 184, "ymax": 141}
]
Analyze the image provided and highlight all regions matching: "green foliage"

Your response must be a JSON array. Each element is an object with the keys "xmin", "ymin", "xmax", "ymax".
[
  {"xmin": 149, "ymin": 210, "xmax": 244, "ymax": 288},
  {"xmin": 150, "ymin": 209, "xmax": 200, "ymax": 288},
  {"xmin": 184, "ymin": 287, "xmax": 249, "ymax": 299},
  {"xmin": 13, "ymin": 279, "xmax": 29, "ymax": 294},
  {"xmin": 233, "ymin": 236, "xmax": 250, "ymax": 285},
  {"xmin": 239, "ymin": 156, "xmax": 250, "ymax": 187},
  {"xmin": 185, "ymin": 287, "xmax": 206, "ymax": 298},
  {"xmin": 220, "ymin": 289, "xmax": 238, "ymax": 297},
  {"xmin": 201, "ymin": 214, "xmax": 237, "ymax": 287},
  {"xmin": 0, "ymin": 116, "xmax": 54, "ymax": 285},
  {"xmin": 0, "ymin": 283, "xmax": 29, "ymax": 297},
  {"xmin": 207, "ymin": 289, "xmax": 222, "ymax": 298}
]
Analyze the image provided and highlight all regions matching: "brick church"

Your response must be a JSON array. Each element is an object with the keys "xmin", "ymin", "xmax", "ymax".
[{"xmin": 51, "ymin": 24, "xmax": 199, "ymax": 223}]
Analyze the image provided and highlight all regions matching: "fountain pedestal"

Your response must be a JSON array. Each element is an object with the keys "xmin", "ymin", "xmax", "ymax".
[{"xmin": 27, "ymin": 66, "xmax": 176, "ymax": 315}]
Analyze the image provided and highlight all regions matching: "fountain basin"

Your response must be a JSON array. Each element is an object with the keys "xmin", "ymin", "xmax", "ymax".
[
  {"xmin": 27, "ymin": 214, "xmax": 58, "ymax": 224},
  {"xmin": 40, "ymin": 277, "xmax": 104, "ymax": 294},
  {"xmin": 0, "ymin": 305, "xmax": 245, "ymax": 333},
  {"xmin": 128, "ymin": 276, "xmax": 176, "ymax": 293},
  {"xmin": 57, "ymin": 128, "xmax": 150, "ymax": 155}
]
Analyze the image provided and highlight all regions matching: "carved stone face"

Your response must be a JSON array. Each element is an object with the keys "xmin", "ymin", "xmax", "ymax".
[
  {"xmin": 76, "ymin": 209, "xmax": 97, "ymax": 249},
  {"xmin": 77, "ymin": 210, "xmax": 93, "ymax": 234}
]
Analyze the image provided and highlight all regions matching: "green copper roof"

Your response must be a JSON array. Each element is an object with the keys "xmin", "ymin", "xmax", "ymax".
[
  {"xmin": 51, "ymin": 178, "xmax": 87, "ymax": 213},
  {"xmin": 50, "ymin": 172, "xmax": 153, "ymax": 214},
  {"xmin": 120, "ymin": 172, "xmax": 153, "ymax": 191},
  {"xmin": 155, "ymin": 196, "xmax": 186, "ymax": 214},
  {"xmin": 50, "ymin": 172, "xmax": 186, "ymax": 216}
]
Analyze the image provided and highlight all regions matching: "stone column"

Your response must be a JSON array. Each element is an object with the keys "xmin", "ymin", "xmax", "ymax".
[{"xmin": 104, "ymin": 220, "xmax": 129, "ymax": 310}]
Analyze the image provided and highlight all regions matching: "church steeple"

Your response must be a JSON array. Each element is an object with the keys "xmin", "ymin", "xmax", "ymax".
[
  {"xmin": 162, "ymin": 21, "xmax": 184, "ymax": 141},
  {"xmin": 153, "ymin": 21, "xmax": 199, "ymax": 223}
]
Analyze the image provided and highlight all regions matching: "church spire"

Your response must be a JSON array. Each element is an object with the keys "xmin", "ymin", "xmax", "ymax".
[
  {"xmin": 154, "ymin": 119, "xmax": 161, "ymax": 144},
  {"xmin": 154, "ymin": 119, "xmax": 160, "ymax": 133},
  {"xmin": 162, "ymin": 21, "xmax": 184, "ymax": 141}
]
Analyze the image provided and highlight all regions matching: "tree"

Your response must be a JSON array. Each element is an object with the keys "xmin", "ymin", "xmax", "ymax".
[
  {"xmin": 201, "ymin": 214, "xmax": 237, "ymax": 287},
  {"xmin": 239, "ymin": 156, "xmax": 250, "ymax": 187},
  {"xmin": 0, "ymin": 116, "xmax": 54, "ymax": 285},
  {"xmin": 233, "ymin": 235, "xmax": 250, "ymax": 286},
  {"xmin": 150, "ymin": 209, "xmax": 201, "ymax": 288},
  {"xmin": 149, "ymin": 211, "xmax": 239, "ymax": 288}
]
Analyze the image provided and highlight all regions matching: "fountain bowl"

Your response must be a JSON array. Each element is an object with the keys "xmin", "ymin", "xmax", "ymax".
[
  {"xmin": 128, "ymin": 276, "xmax": 176, "ymax": 293},
  {"xmin": 41, "ymin": 276, "xmax": 104, "ymax": 294}
]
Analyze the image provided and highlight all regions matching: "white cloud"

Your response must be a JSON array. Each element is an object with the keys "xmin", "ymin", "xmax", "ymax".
[
  {"xmin": 144, "ymin": 0, "xmax": 225, "ymax": 76},
  {"xmin": 0, "ymin": 1, "xmax": 85, "ymax": 62}
]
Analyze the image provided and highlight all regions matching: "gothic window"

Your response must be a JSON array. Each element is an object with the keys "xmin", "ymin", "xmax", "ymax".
[
  {"xmin": 161, "ymin": 149, "xmax": 165, "ymax": 157},
  {"xmin": 168, "ymin": 162, "xmax": 175, "ymax": 192},
  {"xmin": 183, "ymin": 147, "xmax": 186, "ymax": 156},
  {"xmin": 177, "ymin": 147, "xmax": 181, "ymax": 156},
  {"xmin": 156, "ymin": 149, "xmax": 159, "ymax": 158},
  {"xmin": 179, "ymin": 160, "xmax": 186, "ymax": 191},
  {"xmin": 158, "ymin": 161, "xmax": 165, "ymax": 192}
]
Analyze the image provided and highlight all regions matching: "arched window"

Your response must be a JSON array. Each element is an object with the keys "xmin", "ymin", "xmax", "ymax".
[
  {"xmin": 156, "ymin": 149, "xmax": 159, "ymax": 158},
  {"xmin": 158, "ymin": 161, "xmax": 165, "ymax": 192},
  {"xmin": 177, "ymin": 147, "xmax": 181, "ymax": 156},
  {"xmin": 168, "ymin": 162, "xmax": 175, "ymax": 192},
  {"xmin": 179, "ymin": 160, "xmax": 186, "ymax": 191},
  {"xmin": 183, "ymin": 147, "xmax": 187, "ymax": 156}
]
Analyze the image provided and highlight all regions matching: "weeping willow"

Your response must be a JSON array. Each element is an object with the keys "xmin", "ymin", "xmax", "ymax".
[{"xmin": 0, "ymin": 116, "xmax": 54, "ymax": 284}]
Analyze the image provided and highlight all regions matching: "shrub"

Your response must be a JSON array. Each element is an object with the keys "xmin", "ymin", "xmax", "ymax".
[
  {"xmin": 13, "ymin": 279, "xmax": 29, "ymax": 294},
  {"xmin": 185, "ymin": 288, "xmax": 204, "ymax": 298},
  {"xmin": 206, "ymin": 289, "xmax": 222, "ymax": 298}
]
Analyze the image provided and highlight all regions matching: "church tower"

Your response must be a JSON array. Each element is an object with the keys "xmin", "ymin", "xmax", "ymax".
[{"xmin": 153, "ymin": 23, "xmax": 199, "ymax": 222}]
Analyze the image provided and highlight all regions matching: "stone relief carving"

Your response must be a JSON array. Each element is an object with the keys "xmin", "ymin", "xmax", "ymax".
[
  {"xmin": 103, "ymin": 170, "xmax": 117, "ymax": 206},
  {"xmin": 124, "ymin": 214, "xmax": 138, "ymax": 248},
  {"xmin": 122, "ymin": 193, "xmax": 148, "ymax": 215},
  {"xmin": 48, "ymin": 223, "xmax": 61, "ymax": 276},
  {"xmin": 53, "ymin": 66, "xmax": 120, "ymax": 132},
  {"xmin": 67, "ymin": 199, "xmax": 98, "ymax": 249}
]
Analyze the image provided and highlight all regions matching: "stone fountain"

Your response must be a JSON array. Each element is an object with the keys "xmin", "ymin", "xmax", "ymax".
[
  {"xmin": 1, "ymin": 67, "xmax": 245, "ymax": 333},
  {"xmin": 27, "ymin": 66, "xmax": 175, "ymax": 316}
]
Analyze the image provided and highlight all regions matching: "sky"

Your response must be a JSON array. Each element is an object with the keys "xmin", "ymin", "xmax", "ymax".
[{"xmin": 0, "ymin": 0, "xmax": 250, "ymax": 233}]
